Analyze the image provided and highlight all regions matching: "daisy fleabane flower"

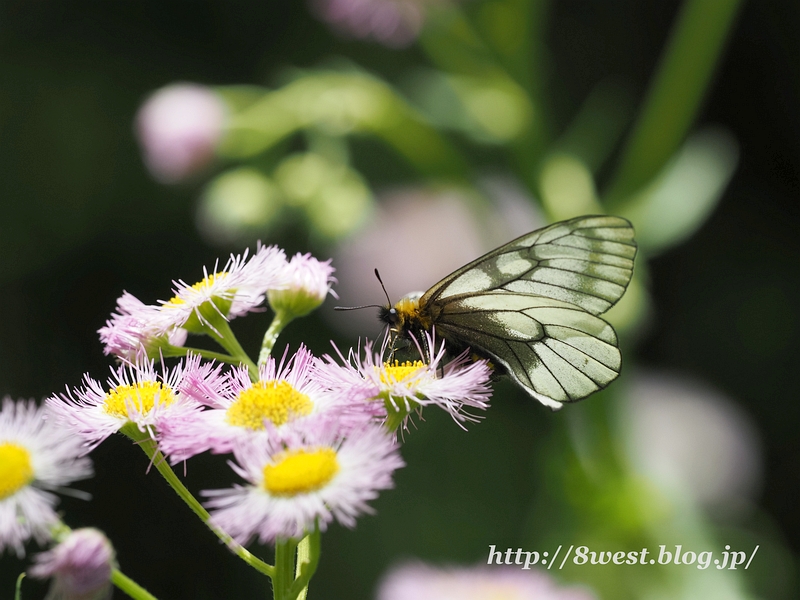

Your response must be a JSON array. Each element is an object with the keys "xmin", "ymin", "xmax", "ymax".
[
  {"xmin": 30, "ymin": 528, "xmax": 115, "ymax": 600},
  {"xmin": 267, "ymin": 253, "xmax": 337, "ymax": 319},
  {"xmin": 0, "ymin": 399, "xmax": 93, "ymax": 557},
  {"xmin": 98, "ymin": 291, "xmax": 188, "ymax": 360},
  {"xmin": 315, "ymin": 332, "xmax": 493, "ymax": 430},
  {"xmin": 152, "ymin": 244, "xmax": 287, "ymax": 336},
  {"xmin": 376, "ymin": 562, "xmax": 596, "ymax": 600},
  {"xmin": 203, "ymin": 419, "xmax": 404, "ymax": 543},
  {"xmin": 158, "ymin": 345, "xmax": 372, "ymax": 463},
  {"xmin": 46, "ymin": 355, "xmax": 202, "ymax": 452}
]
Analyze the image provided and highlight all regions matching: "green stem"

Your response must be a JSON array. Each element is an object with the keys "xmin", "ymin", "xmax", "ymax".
[
  {"xmin": 112, "ymin": 569, "xmax": 160, "ymax": 600},
  {"xmin": 181, "ymin": 346, "xmax": 253, "ymax": 366},
  {"xmin": 120, "ymin": 424, "xmax": 274, "ymax": 578},
  {"xmin": 383, "ymin": 410, "xmax": 406, "ymax": 434},
  {"xmin": 289, "ymin": 529, "xmax": 321, "ymax": 600},
  {"xmin": 258, "ymin": 310, "xmax": 294, "ymax": 366},
  {"xmin": 604, "ymin": 0, "xmax": 743, "ymax": 205},
  {"xmin": 272, "ymin": 538, "xmax": 298, "ymax": 600},
  {"xmin": 14, "ymin": 573, "xmax": 24, "ymax": 600},
  {"xmin": 200, "ymin": 311, "xmax": 258, "ymax": 378}
]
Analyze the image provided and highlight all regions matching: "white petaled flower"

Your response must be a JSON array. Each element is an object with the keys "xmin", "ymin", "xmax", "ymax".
[
  {"xmin": 159, "ymin": 346, "xmax": 371, "ymax": 463},
  {"xmin": 315, "ymin": 332, "xmax": 493, "ymax": 429},
  {"xmin": 267, "ymin": 253, "xmax": 337, "ymax": 319},
  {"xmin": 29, "ymin": 528, "xmax": 115, "ymax": 600},
  {"xmin": 152, "ymin": 244, "xmax": 288, "ymax": 336},
  {"xmin": 158, "ymin": 345, "xmax": 372, "ymax": 463},
  {"xmin": 98, "ymin": 291, "xmax": 188, "ymax": 360},
  {"xmin": 0, "ymin": 399, "xmax": 93, "ymax": 557},
  {"xmin": 46, "ymin": 356, "xmax": 202, "ymax": 452},
  {"xmin": 376, "ymin": 562, "xmax": 597, "ymax": 600},
  {"xmin": 203, "ymin": 420, "xmax": 404, "ymax": 543},
  {"xmin": 135, "ymin": 82, "xmax": 228, "ymax": 184}
]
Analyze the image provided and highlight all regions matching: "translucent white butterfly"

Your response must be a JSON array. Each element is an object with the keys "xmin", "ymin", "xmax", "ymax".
[{"xmin": 378, "ymin": 215, "xmax": 637, "ymax": 409}]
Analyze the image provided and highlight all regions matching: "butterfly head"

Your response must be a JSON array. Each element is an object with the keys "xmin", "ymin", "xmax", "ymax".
[{"xmin": 379, "ymin": 291, "xmax": 427, "ymax": 336}]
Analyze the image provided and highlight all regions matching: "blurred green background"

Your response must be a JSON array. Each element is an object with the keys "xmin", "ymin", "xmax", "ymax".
[{"xmin": 1, "ymin": 1, "xmax": 798, "ymax": 598}]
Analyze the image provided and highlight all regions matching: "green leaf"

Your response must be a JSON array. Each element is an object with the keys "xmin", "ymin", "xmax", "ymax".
[{"xmin": 620, "ymin": 127, "xmax": 738, "ymax": 255}]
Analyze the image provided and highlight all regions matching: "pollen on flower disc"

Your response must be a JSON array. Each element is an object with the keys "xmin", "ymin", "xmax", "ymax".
[
  {"xmin": 263, "ymin": 448, "xmax": 339, "ymax": 496},
  {"xmin": 380, "ymin": 360, "xmax": 425, "ymax": 384},
  {"xmin": 0, "ymin": 442, "xmax": 34, "ymax": 499},
  {"xmin": 103, "ymin": 382, "xmax": 175, "ymax": 418},
  {"xmin": 226, "ymin": 380, "xmax": 313, "ymax": 429},
  {"xmin": 165, "ymin": 272, "xmax": 230, "ymax": 307}
]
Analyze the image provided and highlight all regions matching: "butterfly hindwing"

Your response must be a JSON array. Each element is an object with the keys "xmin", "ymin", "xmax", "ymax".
[
  {"xmin": 421, "ymin": 215, "xmax": 637, "ymax": 316},
  {"xmin": 431, "ymin": 291, "xmax": 621, "ymax": 409}
]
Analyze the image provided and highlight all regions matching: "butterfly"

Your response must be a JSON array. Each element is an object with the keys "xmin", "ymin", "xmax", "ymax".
[{"xmin": 377, "ymin": 215, "xmax": 637, "ymax": 410}]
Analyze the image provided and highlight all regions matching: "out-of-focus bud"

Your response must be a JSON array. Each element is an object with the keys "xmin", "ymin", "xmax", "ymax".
[
  {"xmin": 135, "ymin": 83, "xmax": 227, "ymax": 184},
  {"xmin": 29, "ymin": 528, "xmax": 115, "ymax": 600}
]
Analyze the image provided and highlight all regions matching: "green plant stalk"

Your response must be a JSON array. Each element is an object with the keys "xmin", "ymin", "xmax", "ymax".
[
  {"xmin": 258, "ymin": 309, "xmax": 294, "ymax": 366},
  {"xmin": 120, "ymin": 424, "xmax": 274, "ymax": 578},
  {"xmin": 289, "ymin": 529, "xmax": 321, "ymax": 600},
  {"xmin": 112, "ymin": 569, "xmax": 160, "ymax": 600},
  {"xmin": 14, "ymin": 573, "xmax": 24, "ymax": 600},
  {"xmin": 179, "ymin": 346, "xmax": 253, "ymax": 367},
  {"xmin": 272, "ymin": 538, "xmax": 298, "ymax": 600},
  {"xmin": 605, "ymin": 0, "xmax": 743, "ymax": 205},
  {"xmin": 200, "ymin": 310, "xmax": 258, "ymax": 378}
]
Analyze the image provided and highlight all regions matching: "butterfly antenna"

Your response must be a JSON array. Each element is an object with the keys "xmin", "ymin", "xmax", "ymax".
[
  {"xmin": 374, "ymin": 268, "xmax": 392, "ymax": 305},
  {"xmin": 333, "ymin": 269, "xmax": 393, "ymax": 311}
]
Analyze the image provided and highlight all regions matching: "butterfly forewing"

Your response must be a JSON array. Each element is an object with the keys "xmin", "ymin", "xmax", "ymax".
[{"xmin": 421, "ymin": 215, "xmax": 636, "ymax": 316}]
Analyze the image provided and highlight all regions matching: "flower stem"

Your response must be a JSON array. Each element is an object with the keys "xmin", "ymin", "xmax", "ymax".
[
  {"xmin": 289, "ymin": 529, "xmax": 321, "ymax": 600},
  {"xmin": 120, "ymin": 424, "xmax": 274, "ymax": 578},
  {"xmin": 272, "ymin": 538, "xmax": 298, "ymax": 600},
  {"xmin": 200, "ymin": 311, "xmax": 258, "ymax": 378},
  {"xmin": 258, "ymin": 310, "xmax": 294, "ymax": 366},
  {"xmin": 112, "ymin": 569, "xmax": 160, "ymax": 600}
]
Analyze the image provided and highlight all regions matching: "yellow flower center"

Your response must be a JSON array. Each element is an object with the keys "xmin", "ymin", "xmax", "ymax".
[
  {"xmin": 165, "ymin": 272, "xmax": 229, "ymax": 306},
  {"xmin": 0, "ymin": 442, "xmax": 34, "ymax": 500},
  {"xmin": 103, "ymin": 381, "xmax": 175, "ymax": 418},
  {"xmin": 380, "ymin": 360, "xmax": 426, "ymax": 384},
  {"xmin": 263, "ymin": 448, "xmax": 339, "ymax": 496},
  {"xmin": 226, "ymin": 380, "xmax": 313, "ymax": 430}
]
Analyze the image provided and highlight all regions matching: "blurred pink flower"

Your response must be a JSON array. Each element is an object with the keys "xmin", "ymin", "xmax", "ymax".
[
  {"xmin": 135, "ymin": 83, "xmax": 227, "ymax": 183},
  {"xmin": 311, "ymin": 0, "xmax": 434, "ymax": 48},
  {"xmin": 0, "ymin": 399, "xmax": 93, "ymax": 557},
  {"xmin": 30, "ymin": 528, "xmax": 115, "ymax": 600},
  {"xmin": 623, "ymin": 370, "xmax": 762, "ymax": 516},
  {"xmin": 376, "ymin": 562, "xmax": 596, "ymax": 600}
]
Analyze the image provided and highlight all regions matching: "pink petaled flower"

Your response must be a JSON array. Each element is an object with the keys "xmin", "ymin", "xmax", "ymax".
[
  {"xmin": 29, "ymin": 528, "xmax": 115, "ymax": 600},
  {"xmin": 98, "ymin": 291, "xmax": 188, "ymax": 360},
  {"xmin": 135, "ymin": 83, "xmax": 228, "ymax": 184},
  {"xmin": 0, "ymin": 399, "xmax": 93, "ymax": 557},
  {"xmin": 376, "ymin": 562, "xmax": 596, "ymax": 600},
  {"xmin": 311, "ymin": 0, "xmax": 438, "ymax": 48},
  {"xmin": 203, "ymin": 420, "xmax": 404, "ymax": 543},
  {"xmin": 152, "ymin": 244, "xmax": 288, "ymax": 336},
  {"xmin": 158, "ymin": 345, "xmax": 371, "ymax": 463},
  {"xmin": 315, "ymin": 332, "xmax": 493, "ymax": 429},
  {"xmin": 267, "ymin": 253, "xmax": 337, "ymax": 319},
  {"xmin": 46, "ymin": 355, "xmax": 203, "ymax": 453}
]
